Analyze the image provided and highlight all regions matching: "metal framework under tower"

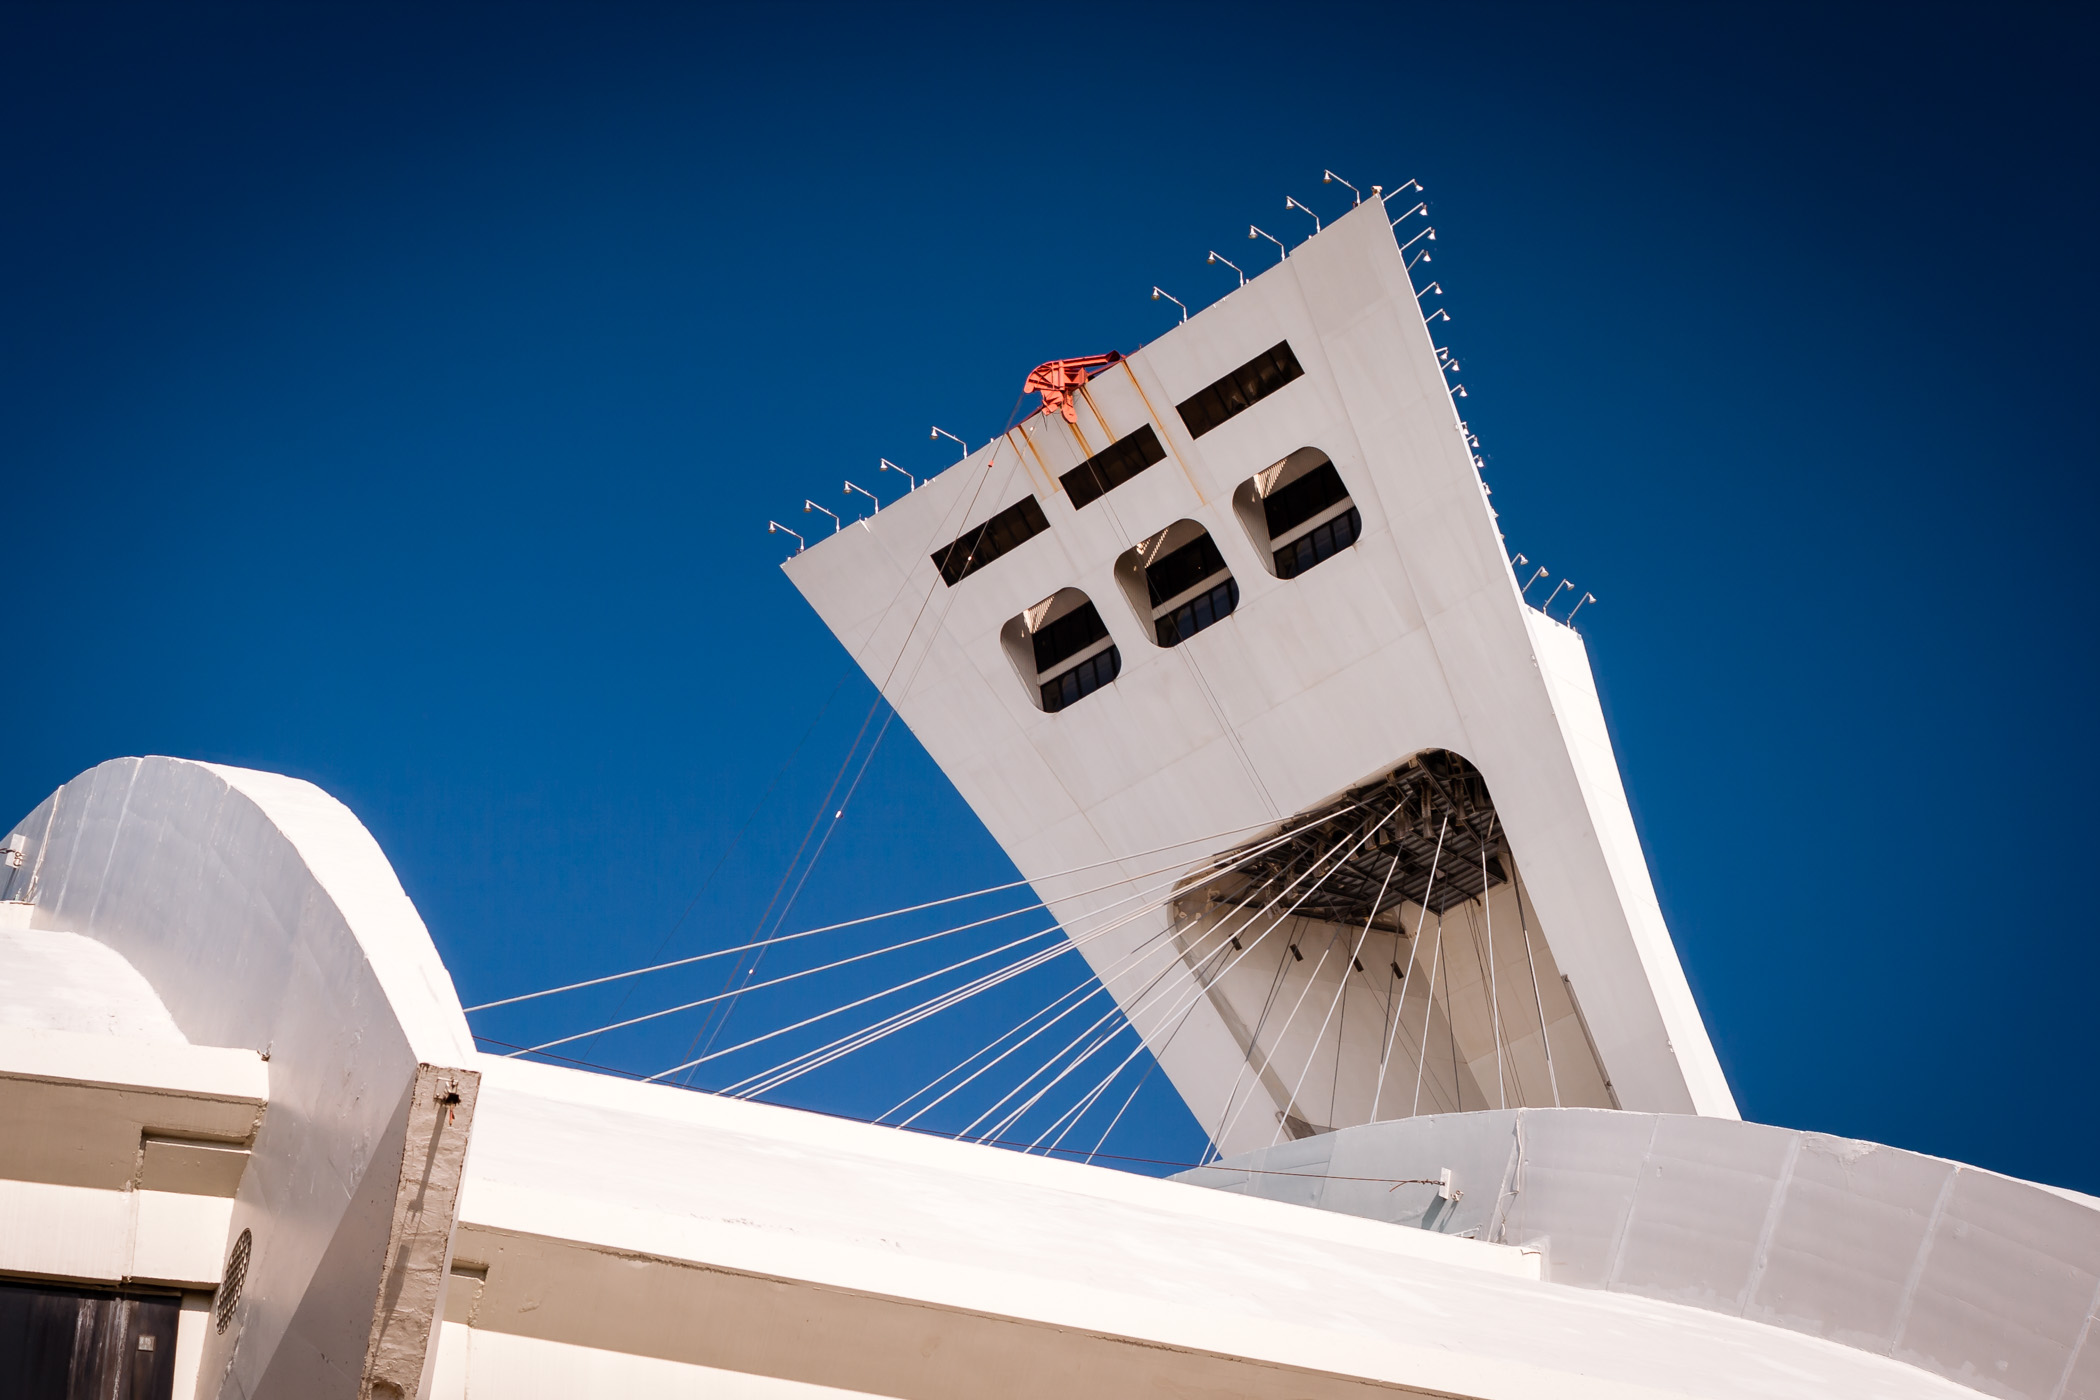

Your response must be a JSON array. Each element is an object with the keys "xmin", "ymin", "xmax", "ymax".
[{"xmin": 1180, "ymin": 750, "xmax": 1507, "ymax": 928}]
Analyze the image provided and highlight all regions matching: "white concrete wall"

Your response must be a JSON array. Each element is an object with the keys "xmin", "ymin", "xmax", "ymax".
[
  {"xmin": 785, "ymin": 196, "xmax": 1735, "ymax": 1152},
  {"xmin": 1187, "ymin": 1108, "xmax": 2100, "ymax": 1400},
  {"xmin": 428, "ymin": 1056, "xmax": 1971, "ymax": 1400},
  {"xmin": 7, "ymin": 756, "xmax": 477, "ymax": 1399}
]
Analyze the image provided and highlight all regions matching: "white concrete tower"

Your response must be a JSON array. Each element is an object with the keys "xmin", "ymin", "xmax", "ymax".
[{"xmin": 785, "ymin": 195, "xmax": 1735, "ymax": 1158}]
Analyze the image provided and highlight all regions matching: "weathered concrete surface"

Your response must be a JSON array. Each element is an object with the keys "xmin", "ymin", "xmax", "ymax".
[{"xmin": 363, "ymin": 1064, "xmax": 479, "ymax": 1400}]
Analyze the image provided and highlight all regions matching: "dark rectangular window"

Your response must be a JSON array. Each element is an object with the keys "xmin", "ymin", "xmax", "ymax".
[
  {"xmin": 1031, "ymin": 601, "xmax": 1110, "ymax": 674},
  {"xmin": 1061, "ymin": 425, "xmax": 1167, "ymax": 509},
  {"xmin": 1175, "ymin": 342, "xmax": 1305, "ymax": 439},
  {"xmin": 1042, "ymin": 646, "xmax": 1121, "ymax": 713},
  {"xmin": 1262, "ymin": 461, "xmax": 1352, "ymax": 540},
  {"xmin": 1155, "ymin": 578, "xmax": 1240, "ymax": 647},
  {"xmin": 1144, "ymin": 533, "xmax": 1230, "ymax": 607},
  {"xmin": 930, "ymin": 495, "xmax": 1051, "ymax": 586},
  {"xmin": 1274, "ymin": 506, "xmax": 1362, "ymax": 579}
]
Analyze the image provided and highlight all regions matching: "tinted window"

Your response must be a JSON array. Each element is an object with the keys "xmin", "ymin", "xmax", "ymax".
[
  {"xmin": 1062, "ymin": 425, "xmax": 1166, "ymax": 509},
  {"xmin": 1042, "ymin": 647, "xmax": 1120, "ymax": 713},
  {"xmin": 1144, "ymin": 532, "xmax": 1230, "ymax": 606},
  {"xmin": 1175, "ymin": 342, "xmax": 1305, "ymax": 439},
  {"xmin": 1274, "ymin": 506, "xmax": 1362, "ymax": 578},
  {"xmin": 1262, "ymin": 461, "xmax": 1352, "ymax": 539},
  {"xmin": 930, "ymin": 495, "xmax": 1051, "ymax": 586},
  {"xmin": 1031, "ymin": 601, "xmax": 1110, "ymax": 673},
  {"xmin": 1155, "ymin": 578, "xmax": 1239, "ymax": 647}
]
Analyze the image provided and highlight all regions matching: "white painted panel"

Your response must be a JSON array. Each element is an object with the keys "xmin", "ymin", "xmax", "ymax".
[
  {"xmin": 1748, "ymin": 1134, "xmax": 1950, "ymax": 1348},
  {"xmin": 1896, "ymin": 1166, "xmax": 2100, "ymax": 1399},
  {"xmin": 0, "ymin": 1180, "xmax": 233, "ymax": 1288},
  {"xmin": 172, "ymin": 1292, "xmax": 212, "ymax": 1400},
  {"xmin": 433, "ymin": 1324, "xmax": 883, "ymax": 1400},
  {"xmin": 132, "ymin": 1189, "xmax": 236, "ymax": 1287},
  {"xmin": 0, "ymin": 1024, "xmax": 267, "ymax": 1099},
  {"xmin": 0, "ymin": 1178, "xmax": 133, "ymax": 1280},
  {"xmin": 1609, "ymin": 1115, "xmax": 1796, "ymax": 1309}
]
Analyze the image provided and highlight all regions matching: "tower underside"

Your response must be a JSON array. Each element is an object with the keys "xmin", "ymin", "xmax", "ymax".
[{"xmin": 1148, "ymin": 751, "xmax": 1614, "ymax": 1149}]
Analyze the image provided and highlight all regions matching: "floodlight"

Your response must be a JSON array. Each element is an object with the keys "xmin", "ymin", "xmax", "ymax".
[{"xmin": 1321, "ymin": 170, "xmax": 1360, "ymax": 205}]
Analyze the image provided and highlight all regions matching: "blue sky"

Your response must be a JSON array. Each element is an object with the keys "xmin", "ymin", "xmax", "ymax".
[{"xmin": 4, "ymin": 4, "xmax": 2094, "ymax": 1185}]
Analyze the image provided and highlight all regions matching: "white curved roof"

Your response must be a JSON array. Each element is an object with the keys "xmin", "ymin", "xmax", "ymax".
[{"xmin": 449, "ymin": 1056, "xmax": 1979, "ymax": 1400}]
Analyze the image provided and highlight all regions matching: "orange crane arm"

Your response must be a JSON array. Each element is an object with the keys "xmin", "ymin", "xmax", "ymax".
[{"xmin": 1022, "ymin": 352, "xmax": 1124, "ymax": 424}]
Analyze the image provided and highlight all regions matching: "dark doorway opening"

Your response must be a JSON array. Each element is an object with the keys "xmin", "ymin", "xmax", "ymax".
[{"xmin": 0, "ymin": 1279, "xmax": 181, "ymax": 1400}]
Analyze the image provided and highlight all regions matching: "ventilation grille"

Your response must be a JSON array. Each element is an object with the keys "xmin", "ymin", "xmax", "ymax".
[{"xmin": 216, "ymin": 1228, "xmax": 252, "ymax": 1334}]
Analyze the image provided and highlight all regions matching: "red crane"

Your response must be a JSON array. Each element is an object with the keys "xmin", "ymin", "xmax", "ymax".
[{"xmin": 1022, "ymin": 352, "xmax": 1124, "ymax": 425}]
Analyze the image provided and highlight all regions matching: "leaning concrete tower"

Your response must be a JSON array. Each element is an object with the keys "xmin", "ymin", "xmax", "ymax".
[{"xmin": 785, "ymin": 194, "xmax": 1733, "ymax": 1158}]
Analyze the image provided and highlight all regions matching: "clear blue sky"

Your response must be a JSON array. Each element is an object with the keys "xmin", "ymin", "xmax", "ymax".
[{"xmin": 4, "ymin": 5, "xmax": 2094, "ymax": 1186}]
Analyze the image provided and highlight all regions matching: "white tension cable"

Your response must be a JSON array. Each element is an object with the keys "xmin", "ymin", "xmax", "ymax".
[
  {"xmin": 500, "ymin": 818, "xmax": 1327, "ymax": 1057},
  {"xmin": 643, "ymin": 817, "xmax": 1340, "ymax": 1086},
  {"xmin": 702, "ymin": 818, "xmax": 1341, "ymax": 1099},
  {"xmin": 705, "ymin": 802, "xmax": 1373, "ymax": 1111},
  {"xmin": 466, "ymin": 815, "xmax": 1297, "ymax": 1013},
  {"xmin": 723, "ymin": 803, "xmax": 1371, "ymax": 1106},
  {"xmin": 918, "ymin": 806, "xmax": 1402, "ymax": 1154}
]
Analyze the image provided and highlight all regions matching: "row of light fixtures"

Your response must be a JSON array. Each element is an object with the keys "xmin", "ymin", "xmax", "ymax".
[
  {"xmin": 770, "ymin": 167, "xmax": 1596, "ymax": 632},
  {"xmin": 767, "ymin": 425, "xmax": 972, "ymax": 553},
  {"xmin": 1511, "ymin": 554, "xmax": 1595, "ymax": 624}
]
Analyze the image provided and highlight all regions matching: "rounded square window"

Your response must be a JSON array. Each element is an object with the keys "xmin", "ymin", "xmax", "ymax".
[
  {"xmin": 1232, "ymin": 448, "xmax": 1362, "ymax": 579},
  {"xmin": 1114, "ymin": 520, "xmax": 1239, "ymax": 648},
  {"xmin": 1000, "ymin": 589, "xmax": 1122, "ymax": 713}
]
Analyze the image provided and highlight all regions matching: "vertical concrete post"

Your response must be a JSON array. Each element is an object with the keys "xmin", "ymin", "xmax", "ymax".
[{"xmin": 360, "ymin": 1064, "xmax": 479, "ymax": 1400}]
